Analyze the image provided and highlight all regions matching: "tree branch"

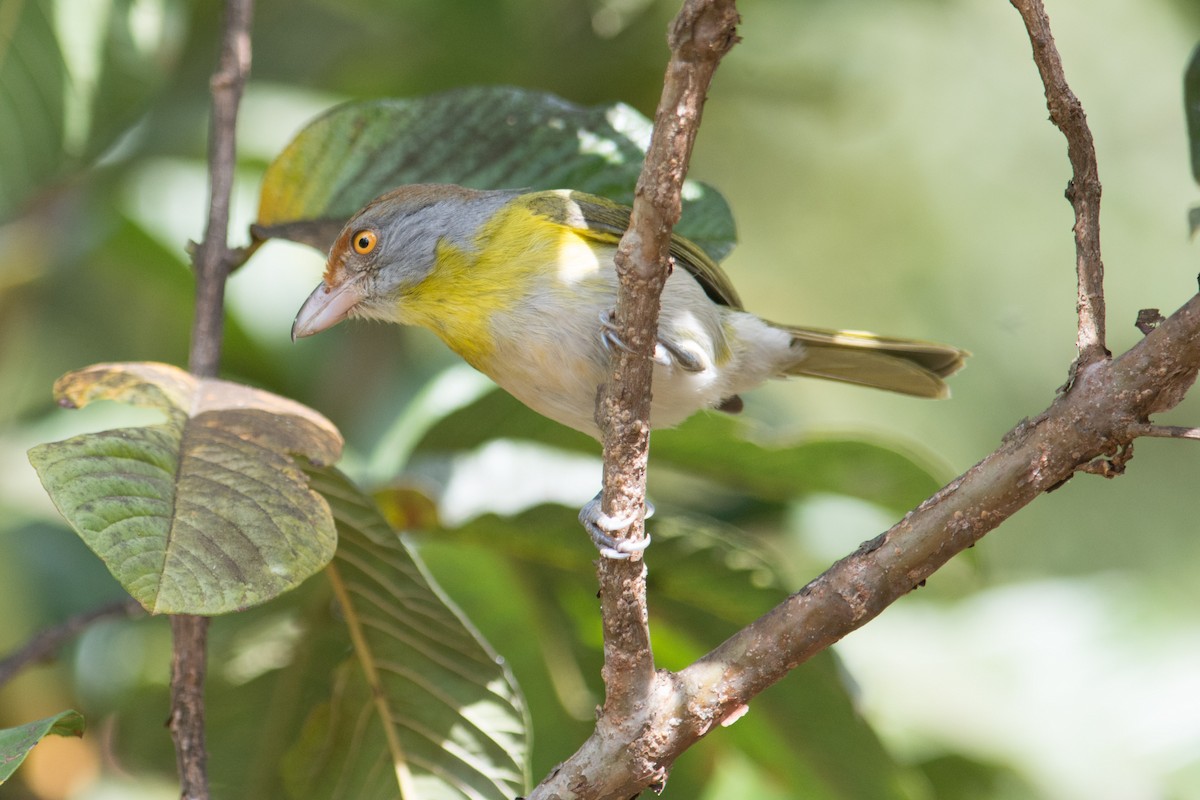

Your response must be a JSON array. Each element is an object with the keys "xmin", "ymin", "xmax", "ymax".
[
  {"xmin": 678, "ymin": 289, "xmax": 1200, "ymax": 716},
  {"xmin": 533, "ymin": 3, "xmax": 1200, "ymax": 798},
  {"xmin": 172, "ymin": 1, "xmax": 253, "ymax": 798},
  {"xmin": 0, "ymin": 600, "xmax": 143, "ymax": 689},
  {"xmin": 537, "ymin": 2, "xmax": 740, "ymax": 798},
  {"xmin": 190, "ymin": 0, "xmax": 253, "ymax": 379},
  {"xmin": 1011, "ymin": 0, "xmax": 1107, "ymax": 371}
]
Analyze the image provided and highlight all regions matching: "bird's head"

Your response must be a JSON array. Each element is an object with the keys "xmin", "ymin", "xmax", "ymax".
[{"xmin": 291, "ymin": 184, "xmax": 514, "ymax": 340}]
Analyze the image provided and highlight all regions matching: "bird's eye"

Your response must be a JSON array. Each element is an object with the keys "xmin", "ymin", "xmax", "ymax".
[{"xmin": 352, "ymin": 229, "xmax": 377, "ymax": 255}]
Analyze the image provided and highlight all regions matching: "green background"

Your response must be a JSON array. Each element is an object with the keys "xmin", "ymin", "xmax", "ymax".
[{"xmin": 2, "ymin": 0, "xmax": 1200, "ymax": 798}]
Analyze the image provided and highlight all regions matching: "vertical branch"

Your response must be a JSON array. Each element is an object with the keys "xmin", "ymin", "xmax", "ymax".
[
  {"xmin": 189, "ymin": 0, "xmax": 254, "ymax": 378},
  {"xmin": 1011, "ymin": 0, "xmax": 1107, "ymax": 369},
  {"xmin": 171, "ymin": 1, "xmax": 253, "ymax": 798},
  {"xmin": 575, "ymin": 0, "xmax": 739, "ymax": 794}
]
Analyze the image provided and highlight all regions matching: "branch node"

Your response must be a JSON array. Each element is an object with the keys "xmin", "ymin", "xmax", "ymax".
[
  {"xmin": 1135, "ymin": 308, "xmax": 1165, "ymax": 335},
  {"xmin": 1076, "ymin": 442, "xmax": 1133, "ymax": 478}
]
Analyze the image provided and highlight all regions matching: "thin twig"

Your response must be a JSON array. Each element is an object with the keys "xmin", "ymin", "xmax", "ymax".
[
  {"xmin": 0, "ymin": 600, "xmax": 143, "ymax": 689},
  {"xmin": 1011, "ymin": 0, "xmax": 1107, "ymax": 371},
  {"xmin": 1131, "ymin": 423, "xmax": 1200, "ymax": 440},
  {"xmin": 171, "ymin": 1, "xmax": 254, "ymax": 798},
  {"xmin": 189, "ymin": 0, "xmax": 253, "ymax": 379}
]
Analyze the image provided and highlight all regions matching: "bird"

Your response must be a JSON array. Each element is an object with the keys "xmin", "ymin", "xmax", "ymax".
[{"xmin": 292, "ymin": 184, "xmax": 967, "ymax": 558}]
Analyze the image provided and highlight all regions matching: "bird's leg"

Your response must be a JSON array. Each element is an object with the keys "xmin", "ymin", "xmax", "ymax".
[
  {"xmin": 579, "ymin": 492, "xmax": 654, "ymax": 560},
  {"xmin": 598, "ymin": 310, "xmax": 704, "ymax": 372}
]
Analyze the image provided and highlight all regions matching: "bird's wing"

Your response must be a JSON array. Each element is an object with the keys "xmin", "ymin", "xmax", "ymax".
[{"xmin": 524, "ymin": 190, "xmax": 744, "ymax": 310}]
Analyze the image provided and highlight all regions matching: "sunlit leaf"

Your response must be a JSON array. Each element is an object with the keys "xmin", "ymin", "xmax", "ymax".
[
  {"xmin": 283, "ymin": 467, "xmax": 529, "ymax": 800},
  {"xmin": 27, "ymin": 362, "xmax": 342, "ymax": 615},
  {"xmin": 0, "ymin": 710, "xmax": 85, "ymax": 785},
  {"xmin": 254, "ymin": 86, "xmax": 737, "ymax": 261}
]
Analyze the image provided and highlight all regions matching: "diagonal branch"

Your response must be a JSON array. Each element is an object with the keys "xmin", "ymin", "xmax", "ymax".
[
  {"xmin": 534, "ymin": 2, "xmax": 1200, "ymax": 798},
  {"xmin": 678, "ymin": 289, "xmax": 1200, "ymax": 720},
  {"xmin": 0, "ymin": 600, "xmax": 143, "ymax": 689},
  {"xmin": 1011, "ymin": 0, "xmax": 1107, "ymax": 371}
]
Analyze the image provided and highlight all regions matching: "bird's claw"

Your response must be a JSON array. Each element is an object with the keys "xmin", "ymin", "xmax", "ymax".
[
  {"xmin": 580, "ymin": 494, "xmax": 653, "ymax": 560},
  {"xmin": 598, "ymin": 310, "xmax": 703, "ymax": 372}
]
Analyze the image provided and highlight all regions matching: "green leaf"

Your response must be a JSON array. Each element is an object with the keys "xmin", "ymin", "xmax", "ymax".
[
  {"xmin": 1187, "ymin": 43, "xmax": 1200, "ymax": 185},
  {"xmin": 254, "ymin": 86, "xmax": 737, "ymax": 261},
  {"xmin": 0, "ymin": 710, "xmax": 85, "ymax": 785},
  {"xmin": 0, "ymin": 0, "xmax": 65, "ymax": 218},
  {"xmin": 413, "ymin": 385, "xmax": 596, "ymax": 457},
  {"xmin": 27, "ymin": 362, "xmax": 343, "ymax": 615},
  {"xmin": 283, "ymin": 467, "xmax": 529, "ymax": 800},
  {"xmin": 652, "ymin": 414, "xmax": 942, "ymax": 514},
  {"xmin": 413, "ymin": 387, "xmax": 941, "ymax": 513}
]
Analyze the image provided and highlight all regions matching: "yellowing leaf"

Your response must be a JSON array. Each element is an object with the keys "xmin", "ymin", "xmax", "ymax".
[{"xmin": 28, "ymin": 362, "xmax": 343, "ymax": 615}]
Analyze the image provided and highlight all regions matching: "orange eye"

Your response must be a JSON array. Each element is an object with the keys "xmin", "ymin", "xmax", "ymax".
[{"xmin": 351, "ymin": 229, "xmax": 377, "ymax": 255}]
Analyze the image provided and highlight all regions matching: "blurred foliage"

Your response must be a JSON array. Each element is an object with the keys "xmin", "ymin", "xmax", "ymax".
[
  {"xmin": 3, "ymin": 0, "xmax": 1200, "ymax": 799},
  {"xmin": 1186, "ymin": 42, "xmax": 1200, "ymax": 234}
]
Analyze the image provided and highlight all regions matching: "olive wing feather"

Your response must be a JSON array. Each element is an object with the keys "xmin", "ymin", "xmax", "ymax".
[{"xmin": 525, "ymin": 190, "xmax": 743, "ymax": 310}]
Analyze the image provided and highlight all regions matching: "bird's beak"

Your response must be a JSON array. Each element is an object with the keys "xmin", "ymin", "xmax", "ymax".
[{"xmin": 291, "ymin": 277, "xmax": 366, "ymax": 341}]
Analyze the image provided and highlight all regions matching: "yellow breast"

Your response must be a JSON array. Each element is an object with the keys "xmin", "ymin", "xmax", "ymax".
[{"xmin": 396, "ymin": 198, "xmax": 605, "ymax": 370}]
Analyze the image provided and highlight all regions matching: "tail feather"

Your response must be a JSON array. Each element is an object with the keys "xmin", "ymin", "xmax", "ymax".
[{"xmin": 780, "ymin": 325, "xmax": 968, "ymax": 399}]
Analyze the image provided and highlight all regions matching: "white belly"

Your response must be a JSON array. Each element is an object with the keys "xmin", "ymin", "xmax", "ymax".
[{"xmin": 478, "ymin": 268, "xmax": 791, "ymax": 439}]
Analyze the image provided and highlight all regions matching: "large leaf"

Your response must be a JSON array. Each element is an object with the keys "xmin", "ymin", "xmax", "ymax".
[
  {"xmin": 283, "ymin": 467, "xmax": 529, "ymax": 800},
  {"xmin": 413, "ymin": 387, "xmax": 941, "ymax": 513},
  {"xmin": 27, "ymin": 362, "xmax": 342, "ymax": 615},
  {"xmin": 0, "ymin": 710, "xmax": 85, "ymax": 785},
  {"xmin": 652, "ymin": 413, "xmax": 941, "ymax": 514},
  {"xmin": 254, "ymin": 86, "xmax": 737, "ymax": 261}
]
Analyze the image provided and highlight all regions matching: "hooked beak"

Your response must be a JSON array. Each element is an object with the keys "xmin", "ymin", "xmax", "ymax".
[{"xmin": 291, "ymin": 277, "xmax": 366, "ymax": 341}]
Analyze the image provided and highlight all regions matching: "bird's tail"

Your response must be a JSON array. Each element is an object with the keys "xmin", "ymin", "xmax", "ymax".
[{"xmin": 779, "ymin": 324, "xmax": 968, "ymax": 399}]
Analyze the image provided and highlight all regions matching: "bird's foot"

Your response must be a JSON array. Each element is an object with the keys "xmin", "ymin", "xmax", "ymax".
[
  {"xmin": 598, "ymin": 310, "xmax": 704, "ymax": 372},
  {"xmin": 579, "ymin": 493, "xmax": 654, "ymax": 560}
]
